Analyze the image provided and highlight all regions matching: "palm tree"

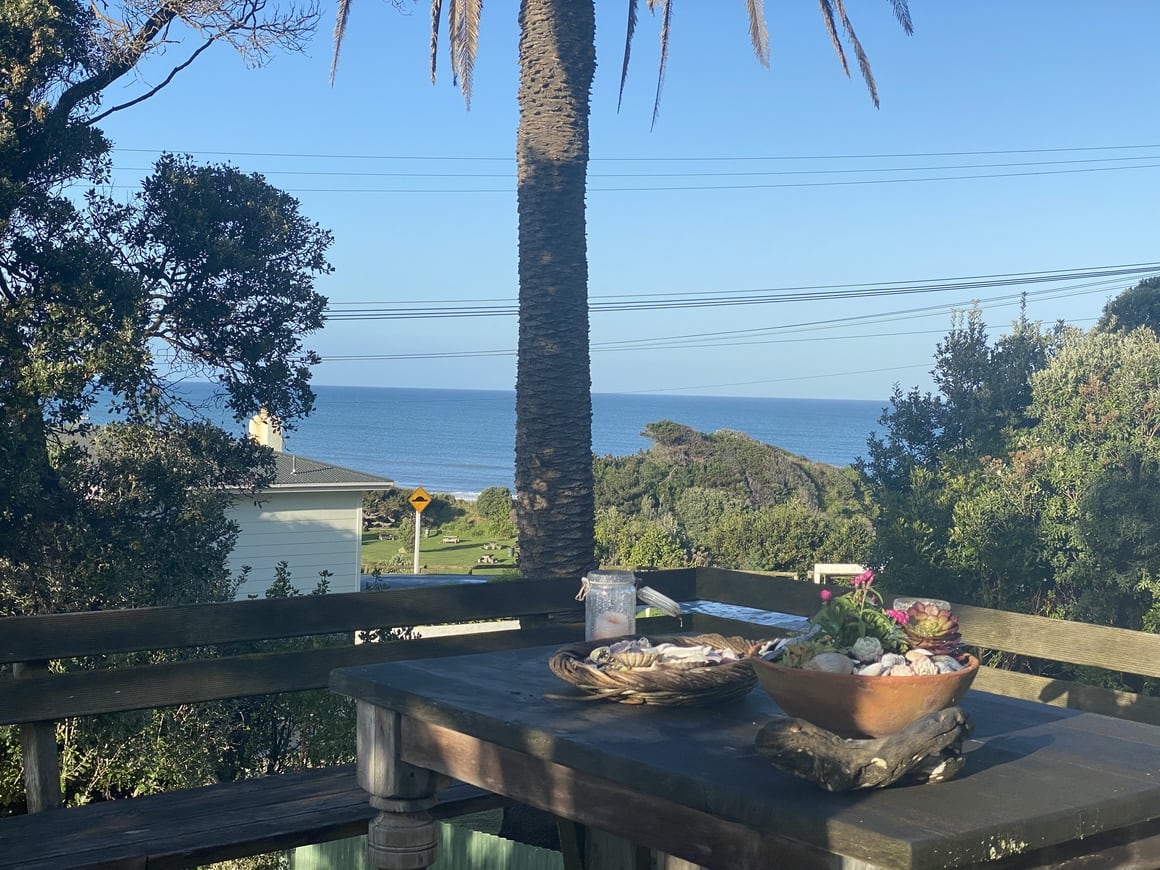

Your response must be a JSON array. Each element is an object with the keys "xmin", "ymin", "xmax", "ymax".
[{"xmin": 332, "ymin": 0, "xmax": 912, "ymax": 581}]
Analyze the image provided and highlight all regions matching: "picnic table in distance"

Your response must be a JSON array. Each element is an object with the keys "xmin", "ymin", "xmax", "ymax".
[{"xmin": 442, "ymin": 535, "xmax": 461, "ymax": 544}]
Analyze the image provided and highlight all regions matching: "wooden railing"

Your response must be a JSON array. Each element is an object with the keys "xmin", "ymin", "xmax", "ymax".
[{"xmin": 1, "ymin": 567, "xmax": 1157, "ymax": 866}]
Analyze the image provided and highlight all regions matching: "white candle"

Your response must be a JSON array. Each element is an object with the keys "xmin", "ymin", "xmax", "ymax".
[{"xmin": 593, "ymin": 611, "xmax": 631, "ymax": 639}]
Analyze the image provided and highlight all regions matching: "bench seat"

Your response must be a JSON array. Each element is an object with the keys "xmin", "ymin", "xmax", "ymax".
[{"xmin": 0, "ymin": 764, "xmax": 505, "ymax": 870}]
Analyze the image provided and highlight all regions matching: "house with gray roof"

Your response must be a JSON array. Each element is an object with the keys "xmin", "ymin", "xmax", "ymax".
[{"xmin": 229, "ymin": 414, "xmax": 394, "ymax": 599}]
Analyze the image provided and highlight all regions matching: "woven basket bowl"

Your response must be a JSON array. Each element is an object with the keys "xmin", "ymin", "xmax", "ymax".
[
  {"xmin": 751, "ymin": 654, "xmax": 980, "ymax": 738},
  {"xmin": 548, "ymin": 634, "xmax": 761, "ymax": 707}
]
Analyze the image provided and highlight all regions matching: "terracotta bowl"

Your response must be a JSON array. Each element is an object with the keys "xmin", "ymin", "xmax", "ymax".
[{"xmin": 750, "ymin": 654, "xmax": 979, "ymax": 739}]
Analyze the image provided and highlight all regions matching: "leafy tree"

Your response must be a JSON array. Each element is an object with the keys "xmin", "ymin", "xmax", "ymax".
[
  {"xmin": 2, "ymin": 422, "xmax": 273, "ymax": 615},
  {"xmin": 1, "ymin": 0, "xmax": 331, "ymax": 616},
  {"xmin": 475, "ymin": 486, "xmax": 517, "ymax": 538},
  {"xmin": 860, "ymin": 304, "xmax": 1059, "ymax": 495},
  {"xmin": 331, "ymin": 0, "xmax": 912, "ymax": 580},
  {"xmin": 1096, "ymin": 276, "xmax": 1160, "ymax": 336},
  {"xmin": 859, "ymin": 307, "xmax": 1061, "ymax": 597},
  {"xmin": 1013, "ymin": 327, "xmax": 1160, "ymax": 625}
]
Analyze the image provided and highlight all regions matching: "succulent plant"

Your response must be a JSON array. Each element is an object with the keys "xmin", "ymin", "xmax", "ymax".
[
  {"xmin": 850, "ymin": 636, "xmax": 884, "ymax": 662},
  {"xmin": 902, "ymin": 601, "xmax": 963, "ymax": 657}
]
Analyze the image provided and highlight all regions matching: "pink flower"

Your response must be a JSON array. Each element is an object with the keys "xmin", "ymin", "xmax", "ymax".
[
  {"xmin": 886, "ymin": 608, "xmax": 909, "ymax": 625},
  {"xmin": 852, "ymin": 569, "xmax": 875, "ymax": 587},
  {"xmin": 819, "ymin": 589, "xmax": 833, "ymax": 602}
]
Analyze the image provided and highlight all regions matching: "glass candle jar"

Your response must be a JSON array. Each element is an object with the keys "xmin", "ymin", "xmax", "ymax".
[{"xmin": 578, "ymin": 571, "xmax": 637, "ymax": 640}]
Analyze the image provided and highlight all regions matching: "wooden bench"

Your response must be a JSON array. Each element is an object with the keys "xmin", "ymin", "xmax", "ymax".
[
  {"xmin": 0, "ymin": 765, "xmax": 503, "ymax": 870},
  {"xmin": 442, "ymin": 535, "xmax": 461, "ymax": 544}
]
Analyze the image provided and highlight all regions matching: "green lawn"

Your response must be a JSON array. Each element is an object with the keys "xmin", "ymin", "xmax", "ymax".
[{"xmin": 362, "ymin": 528, "xmax": 518, "ymax": 574}]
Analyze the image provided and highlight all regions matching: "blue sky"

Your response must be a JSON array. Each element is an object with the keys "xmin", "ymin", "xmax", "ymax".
[{"xmin": 96, "ymin": 2, "xmax": 1160, "ymax": 401}]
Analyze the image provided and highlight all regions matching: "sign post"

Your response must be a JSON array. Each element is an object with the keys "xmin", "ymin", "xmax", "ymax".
[{"xmin": 407, "ymin": 487, "xmax": 431, "ymax": 574}]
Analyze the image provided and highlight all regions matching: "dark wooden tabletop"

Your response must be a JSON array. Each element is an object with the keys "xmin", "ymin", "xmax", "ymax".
[{"xmin": 331, "ymin": 644, "xmax": 1160, "ymax": 869}]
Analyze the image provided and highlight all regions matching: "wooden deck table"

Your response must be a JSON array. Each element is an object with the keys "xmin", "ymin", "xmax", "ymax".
[{"xmin": 330, "ymin": 644, "xmax": 1160, "ymax": 870}]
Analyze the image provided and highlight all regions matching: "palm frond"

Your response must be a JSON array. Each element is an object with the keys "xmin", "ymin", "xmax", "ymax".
[
  {"xmin": 329, "ymin": 0, "xmax": 355, "ymax": 84},
  {"xmin": 430, "ymin": 0, "xmax": 443, "ymax": 85},
  {"xmin": 448, "ymin": 0, "xmax": 460, "ymax": 87},
  {"xmin": 617, "ymin": 0, "xmax": 640, "ymax": 112},
  {"xmin": 456, "ymin": 0, "xmax": 482, "ymax": 108},
  {"xmin": 835, "ymin": 0, "xmax": 878, "ymax": 108},
  {"xmin": 746, "ymin": 0, "xmax": 770, "ymax": 68},
  {"xmin": 650, "ymin": 0, "xmax": 672, "ymax": 129},
  {"xmin": 887, "ymin": 0, "xmax": 913, "ymax": 36},
  {"xmin": 816, "ymin": 0, "xmax": 850, "ymax": 80}
]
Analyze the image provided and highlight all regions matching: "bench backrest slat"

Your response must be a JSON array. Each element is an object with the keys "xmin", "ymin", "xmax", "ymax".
[
  {"xmin": 0, "ymin": 623, "xmax": 603, "ymax": 724},
  {"xmin": 0, "ymin": 579, "xmax": 574, "ymax": 663}
]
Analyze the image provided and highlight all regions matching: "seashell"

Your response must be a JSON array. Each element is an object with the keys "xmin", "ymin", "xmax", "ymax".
[
  {"xmin": 587, "ymin": 646, "xmax": 611, "ymax": 664},
  {"xmin": 610, "ymin": 650, "xmax": 660, "ymax": 668},
  {"xmin": 932, "ymin": 655, "xmax": 964, "ymax": 672},
  {"xmin": 889, "ymin": 664, "xmax": 916, "ymax": 676},
  {"xmin": 880, "ymin": 653, "xmax": 908, "ymax": 668},
  {"xmin": 607, "ymin": 640, "xmax": 640, "ymax": 655},
  {"xmin": 856, "ymin": 662, "xmax": 887, "ymax": 677},
  {"xmin": 804, "ymin": 652, "xmax": 855, "ymax": 674},
  {"xmin": 910, "ymin": 655, "xmax": 938, "ymax": 676},
  {"xmin": 905, "ymin": 648, "xmax": 934, "ymax": 661}
]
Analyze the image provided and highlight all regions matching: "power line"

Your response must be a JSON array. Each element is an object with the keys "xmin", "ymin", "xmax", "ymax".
[
  {"xmin": 102, "ymin": 160, "xmax": 1160, "ymax": 195},
  {"xmin": 109, "ymin": 153, "xmax": 1160, "ymax": 180},
  {"xmin": 321, "ymin": 263, "xmax": 1160, "ymax": 321},
  {"xmin": 111, "ymin": 143, "xmax": 1160, "ymax": 162},
  {"xmin": 319, "ymin": 277, "xmax": 1122, "ymax": 362}
]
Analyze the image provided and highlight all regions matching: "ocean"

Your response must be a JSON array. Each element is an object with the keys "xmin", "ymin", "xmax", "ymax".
[{"xmin": 96, "ymin": 384, "xmax": 887, "ymax": 498}]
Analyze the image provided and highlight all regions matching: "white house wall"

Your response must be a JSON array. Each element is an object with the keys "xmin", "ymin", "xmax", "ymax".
[{"xmin": 227, "ymin": 490, "xmax": 364, "ymax": 600}]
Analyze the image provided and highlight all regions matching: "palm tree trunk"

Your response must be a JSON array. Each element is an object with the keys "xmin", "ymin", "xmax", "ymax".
[{"xmin": 513, "ymin": 0, "xmax": 597, "ymax": 580}]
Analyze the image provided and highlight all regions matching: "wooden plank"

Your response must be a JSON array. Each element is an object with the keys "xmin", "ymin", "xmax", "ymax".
[
  {"xmin": 954, "ymin": 603, "xmax": 1160, "ymax": 678},
  {"xmin": 0, "ymin": 574, "xmax": 697, "ymax": 664},
  {"xmin": 13, "ymin": 661, "xmax": 61, "ymax": 812},
  {"xmin": 973, "ymin": 667, "xmax": 1160, "ymax": 726},
  {"xmin": 0, "ymin": 625, "xmax": 581, "ymax": 725},
  {"xmin": 0, "ymin": 579, "xmax": 585, "ymax": 663},
  {"xmin": 401, "ymin": 721, "xmax": 849, "ymax": 870},
  {"xmin": 0, "ymin": 765, "xmax": 507, "ymax": 870}
]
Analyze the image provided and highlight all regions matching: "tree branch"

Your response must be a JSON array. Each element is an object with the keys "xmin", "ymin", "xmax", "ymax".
[
  {"xmin": 50, "ymin": 2, "xmax": 183, "ymax": 128},
  {"xmin": 88, "ymin": 37, "xmax": 217, "ymax": 125}
]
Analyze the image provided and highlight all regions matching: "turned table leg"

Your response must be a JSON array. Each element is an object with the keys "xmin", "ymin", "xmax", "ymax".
[{"xmin": 357, "ymin": 702, "xmax": 448, "ymax": 870}]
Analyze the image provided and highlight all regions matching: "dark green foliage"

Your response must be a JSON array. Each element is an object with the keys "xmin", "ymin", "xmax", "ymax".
[
  {"xmin": 859, "ymin": 304, "xmax": 1059, "ymax": 495},
  {"xmin": 858, "ymin": 306, "xmax": 1061, "ymax": 603},
  {"xmin": 1097, "ymin": 276, "xmax": 1160, "ymax": 336},
  {"xmin": 863, "ymin": 312, "xmax": 1160, "ymax": 635},
  {"xmin": 1, "ymin": 0, "xmax": 332, "ymax": 618}
]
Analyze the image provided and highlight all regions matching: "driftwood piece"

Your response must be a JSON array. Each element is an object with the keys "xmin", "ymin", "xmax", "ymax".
[{"xmin": 755, "ymin": 706, "xmax": 972, "ymax": 791}]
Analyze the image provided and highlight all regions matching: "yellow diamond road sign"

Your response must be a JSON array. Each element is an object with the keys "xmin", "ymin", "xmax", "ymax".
[{"xmin": 408, "ymin": 487, "xmax": 432, "ymax": 513}]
